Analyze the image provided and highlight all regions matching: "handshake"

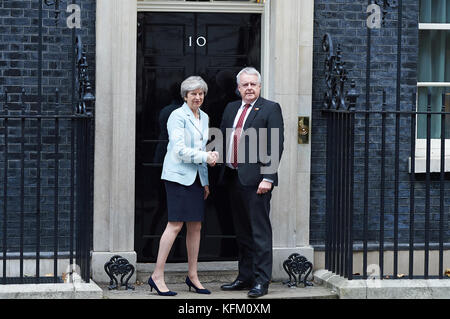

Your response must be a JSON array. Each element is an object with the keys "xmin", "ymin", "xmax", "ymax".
[{"xmin": 206, "ymin": 151, "xmax": 219, "ymax": 166}]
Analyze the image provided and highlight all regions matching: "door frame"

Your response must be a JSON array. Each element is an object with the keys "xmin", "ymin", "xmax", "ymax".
[
  {"xmin": 136, "ymin": 0, "xmax": 271, "ymax": 99},
  {"xmin": 93, "ymin": 0, "xmax": 316, "ymax": 283}
]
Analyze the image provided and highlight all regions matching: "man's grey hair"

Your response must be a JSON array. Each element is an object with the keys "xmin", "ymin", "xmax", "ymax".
[
  {"xmin": 236, "ymin": 67, "xmax": 262, "ymax": 86},
  {"xmin": 180, "ymin": 76, "xmax": 208, "ymax": 98}
]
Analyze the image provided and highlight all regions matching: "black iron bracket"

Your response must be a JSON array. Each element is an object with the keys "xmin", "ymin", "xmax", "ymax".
[
  {"xmin": 104, "ymin": 255, "xmax": 135, "ymax": 290},
  {"xmin": 323, "ymin": 33, "xmax": 348, "ymax": 110},
  {"xmin": 75, "ymin": 35, "xmax": 95, "ymax": 115},
  {"xmin": 44, "ymin": 0, "xmax": 61, "ymax": 26},
  {"xmin": 322, "ymin": 33, "xmax": 359, "ymax": 111},
  {"xmin": 282, "ymin": 253, "xmax": 314, "ymax": 288}
]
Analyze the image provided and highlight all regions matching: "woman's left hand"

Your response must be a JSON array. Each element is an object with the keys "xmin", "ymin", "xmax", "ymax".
[{"xmin": 204, "ymin": 186, "xmax": 210, "ymax": 200}]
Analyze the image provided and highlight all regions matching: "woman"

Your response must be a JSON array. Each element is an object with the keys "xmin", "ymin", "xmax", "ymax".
[{"xmin": 148, "ymin": 76, "xmax": 218, "ymax": 296}]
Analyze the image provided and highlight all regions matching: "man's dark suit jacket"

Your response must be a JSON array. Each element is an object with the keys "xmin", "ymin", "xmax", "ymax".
[{"xmin": 219, "ymin": 97, "xmax": 284, "ymax": 186}]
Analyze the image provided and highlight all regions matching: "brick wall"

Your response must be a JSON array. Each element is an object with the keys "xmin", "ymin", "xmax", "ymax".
[
  {"xmin": 0, "ymin": 0, "xmax": 95, "ymax": 254},
  {"xmin": 309, "ymin": 0, "xmax": 439, "ymax": 247}
]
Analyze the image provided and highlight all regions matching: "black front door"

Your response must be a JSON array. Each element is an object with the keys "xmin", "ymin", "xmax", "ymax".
[{"xmin": 135, "ymin": 12, "xmax": 261, "ymax": 263}]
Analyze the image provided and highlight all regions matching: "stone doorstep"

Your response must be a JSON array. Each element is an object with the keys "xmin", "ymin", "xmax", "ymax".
[
  {"xmin": 136, "ymin": 261, "xmax": 315, "ymax": 285},
  {"xmin": 136, "ymin": 262, "xmax": 239, "ymax": 284},
  {"xmin": 137, "ymin": 270, "xmax": 239, "ymax": 285},
  {"xmin": 104, "ymin": 262, "xmax": 338, "ymax": 300},
  {"xmin": 101, "ymin": 281, "xmax": 339, "ymax": 300},
  {"xmin": 314, "ymin": 269, "xmax": 450, "ymax": 299},
  {"xmin": 0, "ymin": 281, "xmax": 104, "ymax": 299}
]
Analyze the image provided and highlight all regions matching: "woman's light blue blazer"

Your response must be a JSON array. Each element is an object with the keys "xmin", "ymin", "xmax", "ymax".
[{"xmin": 161, "ymin": 103, "xmax": 209, "ymax": 187}]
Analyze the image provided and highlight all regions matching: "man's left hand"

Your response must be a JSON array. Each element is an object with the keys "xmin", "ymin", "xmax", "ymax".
[{"xmin": 257, "ymin": 180, "xmax": 272, "ymax": 195}]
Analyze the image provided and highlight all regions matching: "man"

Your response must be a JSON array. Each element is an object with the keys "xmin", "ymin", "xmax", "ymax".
[{"xmin": 219, "ymin": 67, "xmax": 284, "ymax": 298}]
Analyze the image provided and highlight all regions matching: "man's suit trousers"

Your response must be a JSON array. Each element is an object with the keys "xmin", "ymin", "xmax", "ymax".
[{"xmin": 225, "ymin": 167, "xmax": 273, "ymax": 285}]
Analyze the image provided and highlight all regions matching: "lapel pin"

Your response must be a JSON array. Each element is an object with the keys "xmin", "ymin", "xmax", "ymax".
[{"xmin": 255, "ymin": 108, "xmax": 260, "ymax": 111}]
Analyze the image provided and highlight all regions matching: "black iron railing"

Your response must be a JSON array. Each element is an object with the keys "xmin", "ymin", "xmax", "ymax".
[
  {"xmin": 322, "ymin": 22, "xmax": 450, "ymax": 279},
  {"xmin": 0, "ymin": 0, "xmax": 94, "ymax": 284},
  {"xmin": 324, "ymin": 90, "xmax": 449, "ymax": 280}
]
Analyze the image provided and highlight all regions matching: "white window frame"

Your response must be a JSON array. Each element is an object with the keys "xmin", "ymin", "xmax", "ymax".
[{"xmin": 412, "ymin": 23, "xmax": 450, "ymax": 173}]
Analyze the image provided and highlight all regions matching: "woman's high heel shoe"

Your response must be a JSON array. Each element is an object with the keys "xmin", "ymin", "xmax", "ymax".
[
  {"xmin": 185, "ymin": 276, "xmax": 211, "ymax": 294},
  {"xmin": 148, "ymin": 277, "xmax": 177, "ymax": 296}
]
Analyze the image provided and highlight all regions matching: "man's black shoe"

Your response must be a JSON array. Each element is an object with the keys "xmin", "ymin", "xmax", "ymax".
[
  {"xmin": 247, "ymin": 283, "xmax": 268, "ymax": 298},
  {"xmin": 220, "ymin": 279, "xmax": 253, "ymax": 291}
]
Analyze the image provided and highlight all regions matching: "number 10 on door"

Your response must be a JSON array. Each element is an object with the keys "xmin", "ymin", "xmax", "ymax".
[{"xmin": 188, "ymin": 36, "xmax": 207, "ymax": 47}]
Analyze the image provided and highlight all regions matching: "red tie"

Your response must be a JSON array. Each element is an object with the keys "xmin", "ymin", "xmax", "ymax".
[{"xmin": 232, "ymin": 104, "xmax": 251, "ymax": 168}]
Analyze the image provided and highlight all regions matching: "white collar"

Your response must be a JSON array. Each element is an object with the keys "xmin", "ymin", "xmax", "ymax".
[{"xmin": 240, "ymin": 100, "xmax": 256, "ymax": 109}]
